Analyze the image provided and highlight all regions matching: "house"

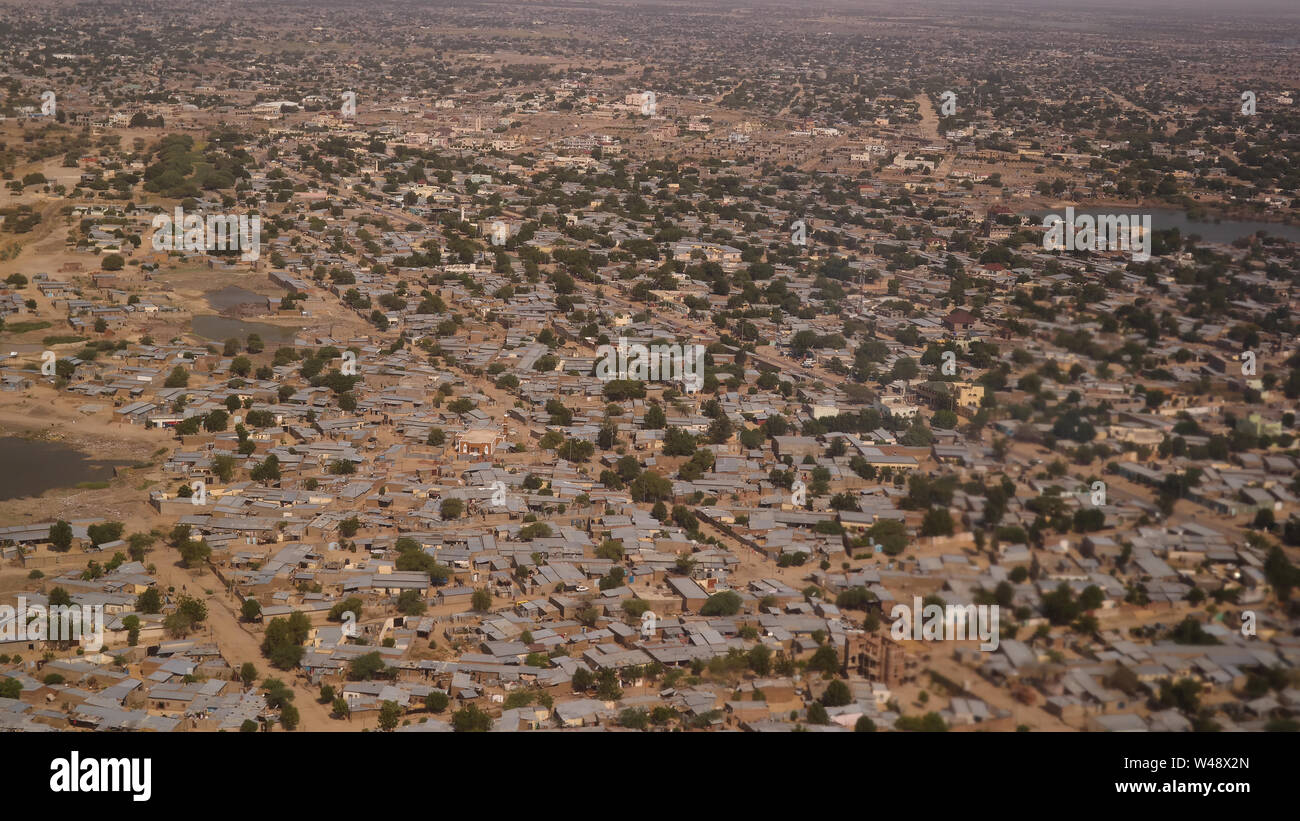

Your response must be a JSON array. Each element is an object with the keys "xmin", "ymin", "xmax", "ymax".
[
  {"xmin": 942, "ymin": 309, "xmax": 976, "ymax": 332},
  {"xmin": 455, "ymin": 428, "xmax": 507, "ymax": 458},
  {"xmin": 666, "ymin": 576, "xmax": 710, "ymax": 612}
]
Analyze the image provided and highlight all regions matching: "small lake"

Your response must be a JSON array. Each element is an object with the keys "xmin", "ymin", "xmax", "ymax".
[
  {"xmin": 1024, "ymin": 207, "xmax": 1300, "ymax": 245},
  {"xmin": 206, "ymin": 285, "xmax": 273, "ymax": 312},
  {"xmin": 0, "ymin": 437, "xmax": 128, "ymax": 501},
  {"xmin": 192, "ymin": 315, "xmax": 300, "ymax": 345}
]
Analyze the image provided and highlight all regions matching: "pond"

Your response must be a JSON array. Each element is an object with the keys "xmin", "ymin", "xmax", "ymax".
[
  {"xmin": 191, "ymin": 315, "xmax": 300, "ymax": 345},
  {"xmin": 0, "ymin": 437, "xmax": 129, "ymax": 501}
]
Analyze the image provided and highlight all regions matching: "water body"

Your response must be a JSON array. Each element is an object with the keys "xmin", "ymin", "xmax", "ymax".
[
  {"xmin": 1024, "ymin": 207, "xmax": 1300, "ymax": 245},
  {"xmin": 192, "ymin": 315, "xmax": 300, "ymax": 345},
  {"xmin": 206, "ymin": 285, "xmax": 272, "ymax": 312},
  {"xmin": 0, "ymin": 437, "xmax": 126, "ymax": 501}
]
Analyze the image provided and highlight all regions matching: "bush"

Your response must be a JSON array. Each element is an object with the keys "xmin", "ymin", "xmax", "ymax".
[{"xmin": 700, "ymin": 591, "xmax": 742, "ymax": 616}]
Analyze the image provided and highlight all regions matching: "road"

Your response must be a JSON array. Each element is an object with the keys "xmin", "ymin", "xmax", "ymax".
[{"xmin": 151, "ymin": 546, "xmax": 342, "ymax": 731}]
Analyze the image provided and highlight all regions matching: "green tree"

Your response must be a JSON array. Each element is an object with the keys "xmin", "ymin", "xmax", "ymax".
[
  {"xmin": 279, "ymin": 702, "xmax": 300, "ymax": 731},
  {"xmin": 397, "ymin": 590, "xmax": 426, "ymax": 616},
  {"xmin": 212, "ymin": 453, "xmax": 237, "ymax": 483},
  {"xmin": 378, "ymin": 700, "xmax": 402, "ymax": 731},
  {"xmin": 807, "ymin": 645, "xmax": 841, "ymax": 673},
  {"xmin": 822, "ymin": 678, "xmax": 852, "ymax": 707},
  {"xmin": 136, "ymin": 587, "xmax": 163, "ymax": 614},
  {"xmin": 452, "ymin": 703, "xmax": 493, "ymax": 732},
  {"xmin": 348, "ymin": 651, "xmax": 389, "ymax": 681},
  {"xmin": 440, "ymin": 497, "xmax": 465, "ymax": 520},
  {"xmin": 164, "ymin": 366, "xmax": 190, "ymax": 388},
  {"xmin": 49, "ymin": 520, "xmax": 74, "ymax": 552},
  {"xmin": 699, "ymin": 590, "xmax": 742, "ymax": 616},
  {"xmin": 424, "ymin": 691, "xmax": 450, "ymax": 713}
]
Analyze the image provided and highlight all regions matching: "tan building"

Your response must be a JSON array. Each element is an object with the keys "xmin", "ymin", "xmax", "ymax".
[
  {"xmin": 841, "ymin": 630, "xmax": 918, "ymax": 688},
  {"xmin": 454, "ymin": 428, "xmax": 506, "ymax": 458}
]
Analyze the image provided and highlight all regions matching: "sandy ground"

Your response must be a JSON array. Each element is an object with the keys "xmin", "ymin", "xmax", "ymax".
[{"xmin": 0, "ymin": 395, "xmax": 175, "ymax": 526}]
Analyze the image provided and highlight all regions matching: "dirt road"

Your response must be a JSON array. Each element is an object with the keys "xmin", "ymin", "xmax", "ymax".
[{"xmin": 151, "ymin": 548, "xmax": 345, "ymax": 731}]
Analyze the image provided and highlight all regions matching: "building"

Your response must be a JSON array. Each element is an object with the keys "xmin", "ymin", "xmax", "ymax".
[
  {"xmin": 454, "ymin": 428, "xmax": 507, "ymax": 458},
  {"xmin": 841, "ymin": 630, "xmax": 918, "ymax": 688}
]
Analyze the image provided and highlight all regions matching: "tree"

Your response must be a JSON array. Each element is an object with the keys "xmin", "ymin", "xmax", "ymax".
[
  {"xmin": 867, "ymin": 519, "xmax": 908, "ymax": 555},
  {"xmin": 699, "ymin": 591, "xmax": 742, "ymax": 616},
  {"xmin": 178, "ymin": 538, "xmax": 211, "ymax": 568},
  {"xmin": 261, "ymin": 617, "xmax": 306, "ymax": 670},
  {"xmin": 212, "ymin": 454, "xmax": 237, "ymax": 483},
  {"xmin": 643, "ymin": 404, "xmax": 666, "ymax": 429},
  {"xmin": 572, "ymin": 668, "xmax": 594, "ymax": 691},
  {"xmin": 895, "ymin": 712, "xmax": 949, "ymax": 732},
  {"xmin": 397, "ymin": 590, "xmax": 426, "ymax": 616},
  {"xmin": 164, "ymin": 366, "xmax": 190, "ymax": 388},
  {"xmin": 86, "ymin": 521, "xmax": 124, "ymax": 546},
  {"xmin": 629, "ymin": 470, "xmax": 673, "ymax": 503},
  {"xmin": 348, "ymin": 651, "xmax": 389, "ymax": 681},
  {"xmin": 805, "ymin": 643, "xmax": 840, "ymax": 672},
  {"xmin": 424, "ymin": 691, "xmax": 450, "ymax": 713},
  {"xmin": 920, "ymin": 508, "xmax": 955, "ymax": 537},
  {"xmin": 855, "ymin": 715, "xmax": 877, "ymax": 732},
  {"xmin": 203, "ymin": 410, "xmax": 229, "ymax": 432},
  {"xmin": 122, "ymin": 615, "xmax": 141, "ymax": 646},
  {"xmin": 471, "ymin": 588, "xmax": 493, "ymax": 611},
  {"xmin": 330, "ymin": 597, "xmax": 366, "ymax": 620},
  {"xmin": 620, "ymin": 708, "xmax": 649, "ymax": 729},
  {"xmin": 240, "ymin": 598, "xmax": 263, "ymax": 621},
  {"xmin": 662, "ymin": 427, "xmax": 697, "ymax": 456},
  {"xmin": 378, "ymin": 700, "xmax": 402, "ymax": 731},
  {"xmin": 239, "ymin": 662, "xmax": 259, "ymax": 687},
  {"xmin": 452, "ymin": 703, "xmax": 493, "ymax": 732},
  {"xmin": 807, "ymin": 702, "xmax": 831, "ymax": 725},
  {"xmin": 279, "ymin": 702, "xmax": 300, "ymax": 731},
  {"xmin": 822, "ymin": 678, "xmax": 852, "ymax": 707},
  {"xmin": 49, "ymin": 520, "xmax": 73, "ymax": 552},
  {"xmin": 136, "ymin": 587, "xmax": 162, "ymax": 614},
  {"xmin": 1041, "ymin": 582, "xmax": 1079, "ymax": 626},
  {"xmin": 596, "ymin": 669, "xmax": 623, "ymax": 700},
  {"xmin": 440, "ymin": 497, "xmax": 464, "ymax": 520},
  {"xmin": 1073, "ymin": 508, "xmax": 1106, "ymax": 532},
  {"xmin": 251, "ymin": 454, "xmax": 281, "ymax": 482}
]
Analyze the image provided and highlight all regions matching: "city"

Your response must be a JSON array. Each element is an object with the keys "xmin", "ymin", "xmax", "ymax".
[{"xmin": 0, "ymin": 0, "xmax": 1296, "ymax": 749}]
